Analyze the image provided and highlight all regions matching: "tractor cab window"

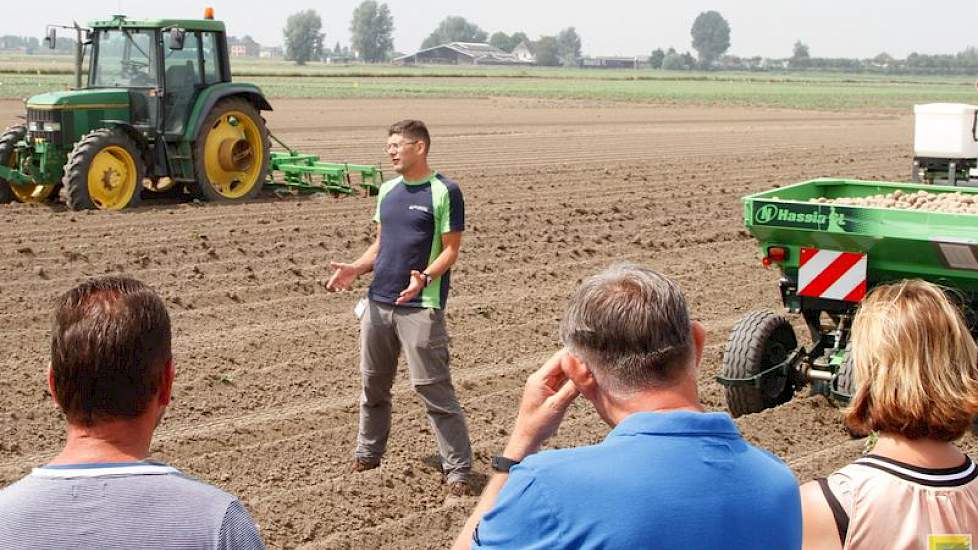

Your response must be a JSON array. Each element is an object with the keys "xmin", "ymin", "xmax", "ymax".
[
  {"xmin": 92, "ymin": 30, "xmax": 158, "ymax": 88},
  {"xmin": 164, "ymin": 32, "xmax": 201, "ymax": 90},
  {"xmin": 201, "ymin": 32, "xmax": 223, "ymax": 85},
  {"xmin": 163, "ymin": 32, "xmax": 203, "ymax": 133}
]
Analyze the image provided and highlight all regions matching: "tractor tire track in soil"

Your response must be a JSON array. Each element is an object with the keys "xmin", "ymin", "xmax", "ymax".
[{"xmin": 1, "ymin": 97, "xmax": 965, "ymax": 549}]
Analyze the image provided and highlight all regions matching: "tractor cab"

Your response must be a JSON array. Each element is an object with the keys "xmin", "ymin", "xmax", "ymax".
[{"xmin": 86, "ymin": 15, "xmax": 231, "ymax": 135}]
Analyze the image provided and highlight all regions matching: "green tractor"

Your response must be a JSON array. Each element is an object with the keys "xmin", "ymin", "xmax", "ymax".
[{"xmin": 0, "ymin": 14, "xmax": 272, "ymax": 209}]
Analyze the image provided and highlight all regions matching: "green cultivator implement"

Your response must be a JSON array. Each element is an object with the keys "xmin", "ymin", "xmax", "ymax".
[
  {"xmin": 0, "ymin": 12, "xmax": 379, "ymax": 210},
  {"xmin": 266, "ymin": 141, "xmax": 381, "ymax": 196},
  {"xmin": 718, "ymin": 178, "xmax": 978, "ymax": 417}
]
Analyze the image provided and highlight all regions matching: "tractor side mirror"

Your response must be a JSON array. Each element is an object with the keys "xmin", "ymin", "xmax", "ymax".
[
  {"xmin": 168, "ymin": 28, "xmax": 186, "ymax": 50},
  {"xmin": 45, "ymin": 28, "xmax": 56, "ymax": 49},
  {"xmin": 82, "ymin": 30, "xmax": 92, "ymax": 46}
]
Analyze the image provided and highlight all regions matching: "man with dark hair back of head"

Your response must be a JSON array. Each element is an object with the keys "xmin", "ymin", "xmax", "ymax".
[
  {"xmin": 0, "ymin": 276, "xmax": 265, "ymax": 550},
  {"xmin": 453, "ymin": 263, "xmax": 802, "ymax": 549},
  {"xmin": 327, "ymin": 119, "xmax": 473, "ymax": 496}
]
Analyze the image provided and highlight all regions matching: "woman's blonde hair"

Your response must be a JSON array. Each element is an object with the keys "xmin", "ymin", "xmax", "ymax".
[{"xmin": 845, "ymin": 279, "xmax": 978, "ymax": 440}]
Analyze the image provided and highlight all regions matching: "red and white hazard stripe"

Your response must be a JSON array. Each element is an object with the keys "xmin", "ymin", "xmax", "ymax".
[{"xmin": 798, "ymin": 248, "xmax": 867, "ymax": 302}]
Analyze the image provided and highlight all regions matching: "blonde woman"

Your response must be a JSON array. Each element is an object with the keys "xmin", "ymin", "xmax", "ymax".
[{"xmin": 801, "ymin": 279, "xmax": 978, "ymax": 550}]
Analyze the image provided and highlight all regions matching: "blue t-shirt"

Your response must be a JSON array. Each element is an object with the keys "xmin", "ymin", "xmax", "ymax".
[
  {"xmin": 369, "ymin": 172, "xmax": 464, "ymax": 309},
  {"xmin": 473, "ymin": 411, "xmax": 802, "ymax": 550}
]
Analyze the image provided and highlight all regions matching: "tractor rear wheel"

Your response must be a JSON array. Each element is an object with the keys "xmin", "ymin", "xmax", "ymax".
[
  {"xmin": 721, "ymin": 310, "xmax": 798, "ymax": 417},
  {"xmin": 63, "ymin": 129, "xmax": 144, "ymax": 210},
  {"xmin": 0, "ymin": 125, "xmax": 55, "ymax": 204},
  {"xmin": 191, "ymin": 98, "xmax": 269, "ymax": 203}
]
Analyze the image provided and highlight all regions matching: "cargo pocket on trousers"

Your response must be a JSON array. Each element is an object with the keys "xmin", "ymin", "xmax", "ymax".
[{"xmin": 407, "ymin": 308, "xmax": 451, "ymax": 384}]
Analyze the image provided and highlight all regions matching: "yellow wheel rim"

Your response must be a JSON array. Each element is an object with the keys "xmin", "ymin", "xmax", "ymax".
[
  {"xmin": 146, "ymin": 176, "xmax": 176, "ymax": 192},
  {"xmin": 203, "ymin": 110, "xmax": 263, "ymax": 199},
  {"xmin": 4, "ymin": 151, "xmax": 53, "ymax": 203},
  {"xmin": 9, "ymin": 182, "xmax": 54, "ymax": 203},
  {"xmin": 87, "ymin": 145, "xmax": 137, "ymax": 210}
]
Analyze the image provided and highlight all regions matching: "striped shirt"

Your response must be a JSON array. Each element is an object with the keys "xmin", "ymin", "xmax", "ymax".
[
  {"xmin": 819, "ymin": 453, "xmax": 978, "ymax": 550},
  {"xmin": 0, "ymin": 461, "xmax": 265, "ymax": 550}
]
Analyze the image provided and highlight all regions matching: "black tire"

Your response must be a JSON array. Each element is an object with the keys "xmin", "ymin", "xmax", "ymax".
[
  {"xmin": 191, "ymin": 98, "xmax": 270, "ymax": 203},
  {"xmin": 62, "ymin": 128, "xmax": 144, "ymax": 210},
  {"xmin": 833, "ymin": 350, "xmax": 868, "ymax": 438},
  {"xmin": 809, "ymin": 380, "xmax": 830, "ymax": 397},
  {"xmin": 833, "ymin": 352, "xmax": 857, "ymax": 404},
  {"xmin": 0, "ymin": 125, "xmax": 26, "ymax": 203},
  {"xmin": 721, "ymin": 310, "xmax": 798, "ymax": 417}
]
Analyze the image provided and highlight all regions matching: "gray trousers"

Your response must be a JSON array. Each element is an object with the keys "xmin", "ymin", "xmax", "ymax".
[{"xmin": 355, "ymin": 299, "xmax": 472, "ymax": 482}]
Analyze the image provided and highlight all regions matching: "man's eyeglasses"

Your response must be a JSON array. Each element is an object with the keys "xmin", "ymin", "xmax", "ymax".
[{"xmin": 384, "ymin": 140, "xmax": 420, "ymax": 153}]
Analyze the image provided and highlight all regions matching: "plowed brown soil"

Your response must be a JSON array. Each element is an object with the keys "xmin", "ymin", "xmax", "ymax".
[{"xmin": 2, "ymin": 97, "xmax": 974, "ymax": 549}]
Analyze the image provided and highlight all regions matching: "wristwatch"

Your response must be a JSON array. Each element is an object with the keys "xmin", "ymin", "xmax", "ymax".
[
  {"xmin": 491, "ymin": 455, "xmax": 521, "ymax": 473},
  {"xmin": 422, "ymin": 271, "xmax": 433, "ymax": 287}
]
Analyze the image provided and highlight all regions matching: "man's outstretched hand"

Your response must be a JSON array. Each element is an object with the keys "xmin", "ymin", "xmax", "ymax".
[
  {"xmin": 505, "ymin": 350, "xmax": 581, "ymax": 460},
  {"xmin": 326, "ymin": 261, "xmax": 360, "ymax": 291},
  {"xmin": 395, "ymin": 270, "xmax": 427, "ymax": 304}
]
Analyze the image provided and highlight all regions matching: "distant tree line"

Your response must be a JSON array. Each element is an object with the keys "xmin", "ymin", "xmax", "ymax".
[
  {"xmin": 281, "ymin": 4, "xmax": 583, "ymax": 66},
  {"xmin": 785, "ymin": 40, "xmax": 978, "ymax": 74},
  {"xmin": 2, "ymin": 34, "xmax": 77, "ymax": 54},
  {"xmin": 649, "ymin": 48, "xmax": 697, "ymax": 71},
  {"xmin": 646, "ymin": 11, "xmax": 978, "ymax": 75},
  {"xmin": 277, "ymin": 6, "xmax": 977, "ymax": 74},
  {"xmin": 1, "ymin": 36, "xmax": 41, "ymax": 51}
]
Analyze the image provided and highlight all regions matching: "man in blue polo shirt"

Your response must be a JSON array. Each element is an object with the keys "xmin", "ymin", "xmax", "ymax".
[
  {"xmin": 453, "ymin": 264, "xmax": 802, "ymax": 549},
  {"xmin": 327, "ymin": 119, "xmax": 473, "ymax": 496}
]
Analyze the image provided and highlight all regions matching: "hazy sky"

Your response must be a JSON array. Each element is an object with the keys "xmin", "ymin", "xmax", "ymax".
[{"xmin": 6, "ymin": 0, "xmax": 975, "ymax": 59}]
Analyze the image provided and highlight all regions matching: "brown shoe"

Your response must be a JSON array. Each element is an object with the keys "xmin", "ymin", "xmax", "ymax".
[
  {"xmin": 447, "ymin": 480, "xmax": 471, "ymax": 497},
  {"xmin": 351, "ymin": 458, "xmax": 380, "ymax": 473}
]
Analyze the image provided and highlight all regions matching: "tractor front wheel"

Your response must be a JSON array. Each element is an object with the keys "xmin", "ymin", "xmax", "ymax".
[
  {"xmin": 63, "ymin": 129, "xmax": 144, "ymax": 210},
  {"xmin": 0, "ymin": 125, "xmax": 55, "ymax": 204},
  {"xmin": 721, "ymin": 310, "xmax": 798, "ymax": 417},
  {"xmin": 192, "ymin": 98, "xmax": 269, "ymax": 203}
]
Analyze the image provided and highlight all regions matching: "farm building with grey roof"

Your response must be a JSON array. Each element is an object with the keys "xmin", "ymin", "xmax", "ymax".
[{"xmin": 394, "ymin": 42, "xmax": 530, "ymax": 65}]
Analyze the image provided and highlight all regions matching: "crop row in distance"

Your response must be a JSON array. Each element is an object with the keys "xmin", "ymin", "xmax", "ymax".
[{"xmin": 0, "ymin": 65, "xmax": 972, "ymax": 110}]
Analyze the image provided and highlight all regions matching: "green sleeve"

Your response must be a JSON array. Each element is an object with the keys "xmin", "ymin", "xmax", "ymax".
[{"xmin": 373, "ymin": 179, "xmax": 397, "ymax": 223}]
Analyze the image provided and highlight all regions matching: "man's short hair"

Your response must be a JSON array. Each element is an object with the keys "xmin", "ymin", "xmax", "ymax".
[
  {"xmin": 388, "ymin": 119, "xmax": 431, "ymax": 151},
  {"xmin": 560, "ymin": 263, "xmax": 693, "ymax": 393},
  {"xmin": 50, "ymin": 276, "xmax": 172, "ymax": 426},
  {"xmin": 846, "ymin": 279, "xmax": 978, "ymax": 441}
]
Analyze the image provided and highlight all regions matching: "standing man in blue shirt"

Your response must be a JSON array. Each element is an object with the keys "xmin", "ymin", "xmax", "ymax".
[
  {"xmin": 327, "ymin": 120, "xmax": 473, "ymax": 496},
  {"xmin": 453, "ymin": 263, "xmax": 802, "ymax": 549}
]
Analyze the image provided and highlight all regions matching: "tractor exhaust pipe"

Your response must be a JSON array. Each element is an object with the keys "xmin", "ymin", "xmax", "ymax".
[{"xmin": 74, "ymin": 23, "xmax": 83, "ymax": 89}]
